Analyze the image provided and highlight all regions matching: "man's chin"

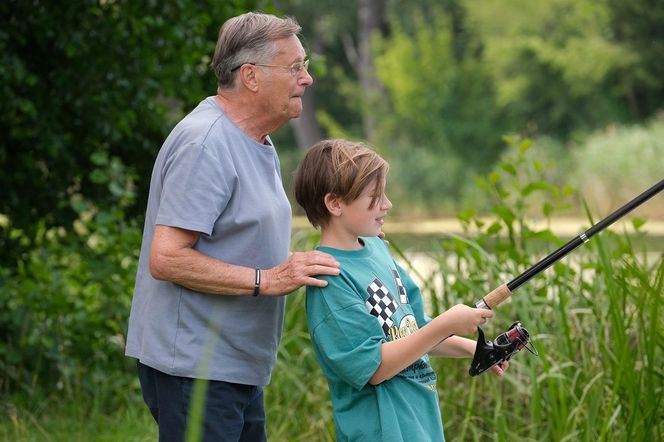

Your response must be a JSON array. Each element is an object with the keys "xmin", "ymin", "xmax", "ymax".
[{"xmin": 289, "ymin": 108, "xmax": 303, "ymax": 119}]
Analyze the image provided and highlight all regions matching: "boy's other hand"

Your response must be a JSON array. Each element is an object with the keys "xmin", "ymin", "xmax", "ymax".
[{"xmin": 491, "ymin": 360, "xmax": 509, "ymax": 377}]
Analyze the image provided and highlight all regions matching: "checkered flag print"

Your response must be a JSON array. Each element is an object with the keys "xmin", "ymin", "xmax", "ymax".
[
  {"xmin": 392, "ymin": 269, "xmax": 408, "ymax": 304},
  {"xmin": 366, "ymin": 278, "xmax": 399, "ymax": 335}
]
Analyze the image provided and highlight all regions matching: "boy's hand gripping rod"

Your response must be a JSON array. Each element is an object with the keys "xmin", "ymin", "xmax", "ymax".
[{"xmin": 476, "ymin": 178, "xmax": 664, "ymax": 310}]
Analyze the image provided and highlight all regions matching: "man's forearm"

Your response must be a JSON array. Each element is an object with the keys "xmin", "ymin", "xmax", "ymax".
[
  {"xmin": 148, "ymin": 224, "xmax": 339, "ymax": 296},
  {"xmin": 151, "ymin": 244, "xmax": 257, "ymax": 296}
]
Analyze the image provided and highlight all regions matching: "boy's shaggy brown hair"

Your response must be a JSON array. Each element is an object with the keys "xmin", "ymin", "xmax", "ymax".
[{"xmin": 294, "ymin": 139, "xmax": 389, "ymax": 228}]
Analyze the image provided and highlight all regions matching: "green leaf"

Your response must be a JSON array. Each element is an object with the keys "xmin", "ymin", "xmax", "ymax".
[
  {"xmin": 89, "ymin": 169, "xmax": 108, "ymax": 184},
  {"xmin": 631, "ymin": 217, "xmax": 646, "ymax": 230},
  {"xmin": 487, "ymin": 222, "xmax": 502, "ymax": 235},
  {"xmin": 500, "ymin": 163, "xmax": 518, "ymax": 176},
  {"xmin": 457, "ymin": 208, "xmax": 477, "ymax": 223},
  {"xmin": 492, "ymin": 206, "xmax": 515, "ymax": 225},
  {"xmin": 543, "ymin": 201, "xmax": 554, "ymax": 217},
  {"xmin": 90, "ymin": 151, "xmax": 108, "ymax": 166},
  {"xmin": 533, "ymin": 159, "xmax": 543, "ymax": 172},
  {"xmin": 522, "ymin": 181, "xmax": 558, "ymax": 197},
  {"xmin": 526, "ymin": 229, "xmax": 558, "ymax": 243},
  {"xmin": 518, "ymin": 138, "xmax": 533, "ymax": 154}
]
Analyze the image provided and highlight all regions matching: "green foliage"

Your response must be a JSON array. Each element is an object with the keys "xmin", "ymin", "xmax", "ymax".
[
  {"xmin": 371, "ymin": 9, "xmax": 508, "ymax": 214},
  {"xmin": 374, "ymin": 11, "xmax": 506, "ymax": 162},
  {"xmin": 606, "ymin": 0, "xmax": 664, "ymax": 117},
  {"xmin": 394, "ymin": 137, "xmax": 663, "ymax": 440},
  {"xmin": 467, "ymin": 0, "xmax": 656, "ymax": 137},
  {"xmin": 1, "ymin": 0, "xmax": 662, "ymax": 439},
  {"xmin": 570, "ymin": 116, "xmax": 664, "ymax": 215},
  {"xmin": 2, "ymin": 144, "xmax": 663, "ymax": 439},
  {"xmin": 0, "ymin": 145, "xmax": 143, "ymax": 406},
  {"xmin": 0, "ymin": 200, "xmax": 141, "ymax": 405},
  {"xmin": 384, "ymin": 143, "xmax": 466, "ymax": 217},
  {"xmin": 0, "ymin": 0, "xmax": 261, "ymax": 266},
  {"xmin": 2, "ymin": 394, "xmax": 157, "ymax": 441}
]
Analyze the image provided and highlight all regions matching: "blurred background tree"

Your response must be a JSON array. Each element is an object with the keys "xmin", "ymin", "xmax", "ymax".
[
  {"xmin": 0, "ymin": 0, "xmax": 265, "ymax": 267},
  {"xmin": 273, "ymin": 0, "xmax": 663, "ymax": 216}
]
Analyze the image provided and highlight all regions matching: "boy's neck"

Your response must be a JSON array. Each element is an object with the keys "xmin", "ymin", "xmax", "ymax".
[{"xmin": 319, "ymin": 228, "xmax": 364, "ymax": 251}]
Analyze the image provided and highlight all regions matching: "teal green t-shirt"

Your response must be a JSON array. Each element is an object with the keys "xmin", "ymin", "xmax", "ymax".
[{"xmin": 306, "ymin": 236, "xmax": 446, "ymax": 442}]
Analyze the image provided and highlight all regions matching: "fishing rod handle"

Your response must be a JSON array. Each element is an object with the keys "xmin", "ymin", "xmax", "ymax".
[{"xmin": 475, "ymin": 283, "xmax": 511, "ymax": 310}]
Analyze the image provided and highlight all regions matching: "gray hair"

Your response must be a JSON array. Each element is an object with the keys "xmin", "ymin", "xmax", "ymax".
[{"xmin": 211, "ymin": 12, "xmax": 302, "ymax": 89}]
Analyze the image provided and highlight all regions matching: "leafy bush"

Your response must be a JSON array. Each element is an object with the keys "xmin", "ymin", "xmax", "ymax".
[
  {"xmin": 384, "ymin": 142, "xmax": 467, "ymax": 217},
  {"xmin": 0, "ymin": 154, "xmax": 141, "ymax": 408},
  {"xmin": 0, "ymin": 0, "xmax": 260, "ymax": 268}
]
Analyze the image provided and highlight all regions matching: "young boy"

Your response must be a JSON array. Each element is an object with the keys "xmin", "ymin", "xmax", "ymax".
[{"xmin": 294, "ymin": 139, "xmax": 507, "ymax": 441}]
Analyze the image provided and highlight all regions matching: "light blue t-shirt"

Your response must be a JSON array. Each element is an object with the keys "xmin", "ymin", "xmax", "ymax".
[
  {"xmin": 307, "ymin": 236, "xmax": 446, "ymax": 441},
  {"xmin": 125, "ymin": 97, "xmax": 292, "ymax": 385}
]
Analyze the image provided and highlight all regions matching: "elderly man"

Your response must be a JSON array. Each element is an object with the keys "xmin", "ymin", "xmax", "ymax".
[{"xmin": 125, "ymin": 12, "xmax": 340, "ymax": 442}]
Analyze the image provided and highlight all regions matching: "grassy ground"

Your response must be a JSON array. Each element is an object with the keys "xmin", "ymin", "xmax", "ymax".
[{"xmin": 2, "ymin": 396, "xmax": 157, "ymax": 442}]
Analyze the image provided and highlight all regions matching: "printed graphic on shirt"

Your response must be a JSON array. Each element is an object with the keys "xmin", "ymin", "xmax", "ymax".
[
  {"xmin": 365, "ymin": 278, "xmax": 399, "ymax": 336},
  {"xmin": 386, "ymin": 314, "xmax": 437, "ymax": 387},
  {"xmin": 387, "ymin": 314, "xmax": 418, "ymax": 341},
  {"xmin": 392, "ymin": 269, "xmax": 408, "ymax": 304},
  {"xmin": 364, "ymin": 274, "xmax": 437, "ymax": 390}
]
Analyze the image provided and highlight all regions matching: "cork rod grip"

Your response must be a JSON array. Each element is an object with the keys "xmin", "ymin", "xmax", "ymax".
[{"xmin": 478, "ymin": 283, "xmax": 512, "ymax": 309}]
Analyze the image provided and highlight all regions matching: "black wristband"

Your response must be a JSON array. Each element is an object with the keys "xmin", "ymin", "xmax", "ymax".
[{"xmin": 252, "ymin": 268, "xmax": 261, "ymax": 296}]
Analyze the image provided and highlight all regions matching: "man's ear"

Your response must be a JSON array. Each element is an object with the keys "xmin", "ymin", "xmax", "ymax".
[
  {"xmin": 239, "ymin": 65, "xmax": 260, "ymax": 92},
  {"xmin": 324, "ymin": 193, "xmax": 342, "ymax": 217}
]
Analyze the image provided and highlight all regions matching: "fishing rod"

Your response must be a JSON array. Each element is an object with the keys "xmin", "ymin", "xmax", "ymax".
[{"xmin": 469, "ymin": 178, "xmax": 664, "ymax": 376}]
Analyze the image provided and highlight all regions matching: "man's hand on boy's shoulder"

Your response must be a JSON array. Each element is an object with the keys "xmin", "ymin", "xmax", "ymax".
[
  {"xmin": 378, "ymin": 231, "xmax": 389, "ymax": 245},
  {"xmin": 263, "ymin": 251, "xmax": 341, "ymax": 294}
]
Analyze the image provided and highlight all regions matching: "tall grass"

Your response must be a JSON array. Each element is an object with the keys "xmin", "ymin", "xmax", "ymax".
[
  {"xmin": 392, "ymin": 139, "xmax": 663, "ymax": 441},
  {"xmin": 398, "ymin": 229, "xmax": 663, "ymax": 442}
]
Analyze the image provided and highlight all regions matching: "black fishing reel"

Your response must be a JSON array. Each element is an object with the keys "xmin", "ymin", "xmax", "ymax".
[{"xmin": 469, "ymin": 321, "xmax": 538, "ymax": 376}]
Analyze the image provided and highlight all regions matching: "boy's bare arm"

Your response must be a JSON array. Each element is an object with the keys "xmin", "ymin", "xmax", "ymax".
[
  {"xmin": 430, "ymin": 335, "xmax": 509, "ymax": 376},
  {"xmin": 368, "ymin": 305, "xmax": 492, "ymax": 385},
  {"xmin": 429, "ymin": 335, "xmax": 475, "ymax": 357}
]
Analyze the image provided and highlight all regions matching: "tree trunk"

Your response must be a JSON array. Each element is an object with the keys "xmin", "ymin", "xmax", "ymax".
[
  {"xmin": 291, "ymin": 21, "xmax": 325, "ymax": 150},
  {"xmin": 357, "ymin": 0, "xmax": 387, "ymax": 143},
  {"xmin": 291, "ymin": 84, "xmax": 324, "ymax": 149}
]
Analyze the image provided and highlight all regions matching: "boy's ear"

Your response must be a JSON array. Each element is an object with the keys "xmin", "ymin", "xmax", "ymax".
[{"xmin": 324, "ymin": 193, "xmax": 343, "ymax": 217}]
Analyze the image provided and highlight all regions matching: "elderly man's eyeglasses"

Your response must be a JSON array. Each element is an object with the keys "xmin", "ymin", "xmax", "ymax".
[{"xmin": 231, "ymin": 59, "xmax": 310, "ymax": 77}]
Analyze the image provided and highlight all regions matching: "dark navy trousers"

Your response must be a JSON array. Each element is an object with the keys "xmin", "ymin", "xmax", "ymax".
[{"xmin": 137, "ymin": 361, "xmax": 267, "ymax": 442}]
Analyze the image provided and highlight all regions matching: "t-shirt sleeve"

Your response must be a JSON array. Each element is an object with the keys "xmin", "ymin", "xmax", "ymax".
[
  {"xmin": 396, "ymin": 263, "xmax": 432, "ymax": 327},
  {"xmin": 308, "ymin": 284, "xmax": 384, "ymax": 390},
  {"xmin": 156, "ymin": 142, "xmax": 233, "ymax": 235}
]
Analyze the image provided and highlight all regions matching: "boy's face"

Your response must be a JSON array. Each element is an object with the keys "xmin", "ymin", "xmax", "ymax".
[{"xmin": 337, "ymin": 181, "xmax": 392, "ymax": 239}]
